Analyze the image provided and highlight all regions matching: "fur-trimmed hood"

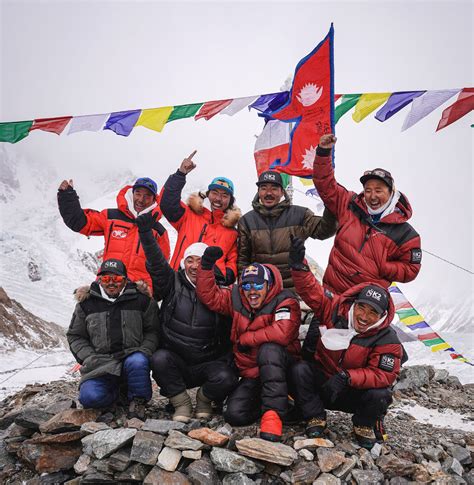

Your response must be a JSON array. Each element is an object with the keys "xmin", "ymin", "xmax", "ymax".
[
  {"xmin": 187, "ymin": 192, "xmax": 241, "ymax": 228},
  {"xmin": 74, "ymin": 280, "xmax": 152, "ymax": 302}
]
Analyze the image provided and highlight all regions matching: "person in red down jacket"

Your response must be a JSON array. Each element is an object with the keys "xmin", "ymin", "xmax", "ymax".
[
  {"xmin": 312, "ymin": 134, "xmax": 422, "ymax": 295},
  {"xmin": 289, "ymin": 237, "xmax": 404, "ymax": 449},
  {"xmin": 196, "ymin": 247, "xmax": 301, "ymax": 442},
  {"xmin": 57, "ymin": 177, "xmax": 170, "ymax": 290}
]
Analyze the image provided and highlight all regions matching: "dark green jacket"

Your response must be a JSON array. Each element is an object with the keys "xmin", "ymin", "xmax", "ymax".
[
  {"xmin": 67, "ymin": 281, "xmax": 159, "ymax": 383},
  {"xmin": 238, "ymin": 192, "xmax": 337, "ymax": 291}
]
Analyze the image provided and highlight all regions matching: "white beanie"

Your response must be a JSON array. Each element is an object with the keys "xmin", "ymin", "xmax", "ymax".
[{"xmin": 180, "ymin": 242, "xmax": 208, "ymax": 269}]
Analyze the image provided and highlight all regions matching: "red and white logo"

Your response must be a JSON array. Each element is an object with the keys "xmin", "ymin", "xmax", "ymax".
[{"xmin": 112, "ymin": 229, "xmax": 128, "ymax": 239}]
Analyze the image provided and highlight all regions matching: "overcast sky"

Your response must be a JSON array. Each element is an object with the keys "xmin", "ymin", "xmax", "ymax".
[{"xmin": 1, "ymin": 0, "xmax": 473, "ymax": 310}]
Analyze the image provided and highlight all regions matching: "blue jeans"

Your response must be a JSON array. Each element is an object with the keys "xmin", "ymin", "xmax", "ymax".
[{"xmin": 79, "ymin": 352, "xmax": 152, "ymax": 409}]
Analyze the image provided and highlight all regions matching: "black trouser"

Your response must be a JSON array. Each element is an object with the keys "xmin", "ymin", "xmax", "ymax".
[
  {"xmin": 151, "ymin": 349, "xmax": 238, "ymax": 402},
  {"xmin": 224, "ymin": 343, "xmax": 295, "ymax": 426},
  {"xmin": 290, "ymin": 360, "xmax": 392, "ymax": 427}
]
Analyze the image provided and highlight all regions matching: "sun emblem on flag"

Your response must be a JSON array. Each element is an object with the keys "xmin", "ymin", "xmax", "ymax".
[
  {"xmin": 297, "ymin": 84, "xmax": 323, "ymax": 107},
  {"xmin": 301, "ymin": 145, "xmax": 317, "ymax": 169}
]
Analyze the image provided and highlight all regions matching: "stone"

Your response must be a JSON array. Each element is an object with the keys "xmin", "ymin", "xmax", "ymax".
[
  {"xmin": 449, "ymin": 445, "xmax": 472, "ymax": 465},
  {"xmin": 80, "ymin": 421, "xmax": 110, "ymax": 434},
  {"xmin": 293, "ymin": 437, "xmax": 334, "ymax": 450},
  {"xmin": 45, "ymin": 399, "xmax": 75, "ymax": 415},
  {"xmin": 80, "ymin": 469, "xmax": 115, "ymax": 483},
  {"xmin": 15, "ymin": 408, "xmax": 54, "ymax": 430},
  {"xmin": 433, "ymin": 368, "xmax": 450, "ymax": 383},
  {"xmin": 412, "ymin": 464, "xmax": 432, "ymax": 483},
  {"xmin": 298, "ymin": 448, "xmax": 314, "ymax": 461},
  {"xmin": 394, "ymin": 365, "xmax": 431, "ymax": 391},
  {"xmin": 126, "ymin": 417, "xmax": 144, "ymax": 429},
  {"xmin": 370, "ymin": 442, "xmax": 382, "ymax": 458},
  {"xmin": 26, "ymin": 430, "xmax": 85, "ymax": 444},
  {"xmin": 165, "ymin": 430, "xmax": 206, "ymax": 450},
  {"xmin": 264, "ymin": 462, "xmax": 282, "ymax": 476},
  {"xmin": 142, "ymin": 418, "xmax": 186, "ymax": 434},
  {"xmin": 389, "ymin": 478, "xmax": 410, "ymax": 485},
  {"xmin": 422, "ymin": 445, "xmax": 444, "ymax": 462},
  {"xmin": 443, "ymin": 456, "xmax": 464, "ymax": 476},
  {"xmin": 447, "ymin": 376, "xmax": 463, "ymax": 389},
  {"xmin": 73, "ymin": 453, "xmax": 91, "ymax": 474},
  {"xmin": 130, "ymin": 430, "xmax": 164, "ymax": 465},
  {"xmin": 188, "ymin": 427, "xmax": 230, "ymax": 446},
  {"xmin": 115, "ymin": 462, "xmax": 151, "ymax": 482},
  {"xmin": 236, "ymin": 437, "xmax": 298, "ymax": 466},
  {"xmin": 358, "ymin": 447, "xmax": 376, "ymax": 469},
  {"xmin": 313, "ymin": 473, "xmax": 341, "ymax": 485},
  {"xmin": 157, "ymin": 446, "xmax": 182, "ymax": 472},
  {"xmin": 352, "ymin": 469, "xmax": 384, "ymax": 484},
  {"xmin": 186, "ymin": 457, "xmax": 220, "ymax": 484},
  {"xmin": 107, "ymin": 446, "xmax": 131, "ymax": 472},
  {"xmin": 37, "ymin": 471, "xmax": 74, "ymax": 484},
  {"xmin": 64, "ymin": 479, "xmax": 81, "ymax": 485},
  {"xmin": 222, "ymin": 472, "xmax": 257, "ymax": 484},
  {"xmin": 39, "ymin": 409, "xmax": 100, "ymax": 433},
  {"xmin": 290, "ymin": 460, "xmax": 320, "ymax": 483},
  {"xmin": 88, "ymin": 427, "xmax": 137, "ymax": 459},
  {"xmin": 6, "ymin": 422, "xmax": 35, "ymax": 438},
  {"xmin": 424, "ymin": 459, "xmax": 442, "ymax": 475},
  {"xmin": 182, "ymin": 449, "xmax": 202, "ymax": 460},
  {"xmin": 144, "ymin": 468, "xmax": 191, "ymax": 485},
  {"xmin": 463, "ymin": 469, "xmax": 474, "ymax": 485},
  {"xmin": 216, "ymin": 422, "xmax": 233, "ymax": 436},
  {"xmin": 332, "ymin": 456, "xmax": 356, "ymax": 479},
  {"xmin": 210, "ymin": 447, "xmax": 264, "ymax": 473},
  {"xmin": 316, "ymin": 448, "xmax": 346, "ymax": 473},
  {"xmin": 376, "ymin": 454, "xmax": 416, "ymax": 478},
  {"xmin": 280, "ymin": 471, "xmax": 292, "ymax": 483}
]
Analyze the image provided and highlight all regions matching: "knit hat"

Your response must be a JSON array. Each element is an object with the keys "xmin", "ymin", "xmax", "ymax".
[
  {"xmin": 355, "ymin": 285, "xmax": 389, "ymax": 315},
  {"xmin": 98, "ymin": 259, "xmax": 127, "ymax": 277},
  {"xmin": 133, "ymin": 177, "xmax": 158, "ymax": 196},
  {"xmin": 208, "ymin": 177, "xmax": 234, "ymax": 196},
  {"xmin": 180, "ymin": 242, "xmax": 208, "ymax": 269},
  {"xmin": 241, "ymin": 263, "xmax": 272, "ymax": 286}
]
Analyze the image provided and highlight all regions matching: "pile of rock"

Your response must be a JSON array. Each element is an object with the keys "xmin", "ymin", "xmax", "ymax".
[{"xmin": 0, "ymin": 366, "xmax": 473, "ymax": 484}]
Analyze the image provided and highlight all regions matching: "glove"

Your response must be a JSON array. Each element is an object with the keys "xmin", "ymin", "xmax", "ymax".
[
  {"xmin": 322, "ymin": 370, "xmax": 350, "ymax": 403},
  {"xmin": 289, "ymin": 235, "xmax": 306, "ymax": 268},
  {"xmin": 201, "ymin": 246, "xmax": 224, "ymax": 270},
  {"xmin": 136, "ymin": 213, "xmax": 158, "ymax": 233},
  {"xmin": 237, "ymin": 342, "xmax": 251, "ymax": 354}
]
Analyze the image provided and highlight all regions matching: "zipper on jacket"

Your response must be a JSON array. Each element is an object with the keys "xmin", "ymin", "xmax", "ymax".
[
  {"xmin": 358, "ymin": 228, "xmax": 372, "ymax": 252},
  {"xmin": 136, "ymin": 239, "xmax": 141, "ymax": 254},
  {"xmin": 198, "ymin": 224, "xmax": 208, "ymax": 242},
  {"xmin": 106, "ymin": 222, "xmax": 115, "ymax": 250},
  {"xmin": 172, "ymin": 235, "xmax": 187, "ymax": 267}
]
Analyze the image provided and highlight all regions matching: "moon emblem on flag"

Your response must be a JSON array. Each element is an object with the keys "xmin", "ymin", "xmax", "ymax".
[
  {"xmin": 297, "ymin": 84, "xmax": 323, "ymax": 107},
  {"xmin": 301, "ymin": 145, "xmax": 317, "ymax": 169}
]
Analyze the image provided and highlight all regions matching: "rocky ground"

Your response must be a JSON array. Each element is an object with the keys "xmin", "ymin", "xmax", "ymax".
[{"xmin": 0, "ymin": 364, "xmax": 473, "ymax": 484}]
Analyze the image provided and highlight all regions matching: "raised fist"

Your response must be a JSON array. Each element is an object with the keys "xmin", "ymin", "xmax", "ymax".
[
  {"xmin": 201, "ymin": 246, "xmax": 224, "ymax": 270},
  {"xmin": 58, "ymin": 179, "xmax": 74, "ymax": 191},
  {"xmin": 319, "ymin": 134, "xmax": 337, "ymax": 150},
  {"xmin": 136, "ymin": 212, "xmax": 158, "ymax": 233},
  {"xmin": 289, "ymin": 235, "xmax": 306, "ymax": 268}
]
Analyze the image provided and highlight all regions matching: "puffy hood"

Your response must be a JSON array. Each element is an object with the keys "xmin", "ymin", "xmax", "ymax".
[
  {"xmin": 187, "ymin": 192, "xmax": 241, "ymax": 228},
  {"xmin": 252, "ymin": 190, "xmax": 291, "ymax": 218},
  {"xmin": 238, "ymin": 263, "xmax": 284, "ymax": 313},
  {"xmin": 116, "ymin": 185, "xmax": 161, "ymax": 219},
  {"xmin": 354, "ymin": 191, "xmax": 413, "ymax": 224}
]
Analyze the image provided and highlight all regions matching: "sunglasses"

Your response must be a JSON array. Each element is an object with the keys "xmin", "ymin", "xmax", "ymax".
[
  {"xmin": 363, "ymin": 169, "xmax": 392, "ymax": 179},
  {"xmin": 240, "ymin": 282, "xmax": 265, "ymax": 291},
  {"xmin": 101, "ymin": 275, "xmax": 125, "ymax": 284}
]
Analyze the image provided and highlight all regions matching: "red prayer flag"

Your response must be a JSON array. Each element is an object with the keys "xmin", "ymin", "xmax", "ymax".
[
  {"xmin": 436, "ymin": 87, "xmax": 474, "ymax": 131},
  {"xmin": 30, "ymin": 116, "xmax": 72, "ymax": 135},
  {"xmin": 267, "ymin": 25, "xmax": 335, "ymax": 177},
  {"xmin": 195, "ymin": 100, "xmax": 232, "ymax": 121}
]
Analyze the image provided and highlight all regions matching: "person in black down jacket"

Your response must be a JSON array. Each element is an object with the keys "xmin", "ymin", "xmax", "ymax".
[{"xmin": 136, "ymin": 212, "xmax": 238, "ymax": 423}]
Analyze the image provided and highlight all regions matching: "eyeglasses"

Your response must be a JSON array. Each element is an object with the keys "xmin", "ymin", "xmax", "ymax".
[
  {"xmin": 240, "ymin": 282, "xmax": 265, "ymax": 291},
  {"xmin": 363, "ymin": 169, "xmax": 392, "ymax": 179},
  {"xmin": 101, "ymin": 275, "xmax": 125, "ymax": 284}
]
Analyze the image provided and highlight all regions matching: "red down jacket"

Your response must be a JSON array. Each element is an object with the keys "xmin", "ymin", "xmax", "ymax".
[
  {"xmin": 313, "ymin": 152, "xmax": 422, "ymax": 294},
  {"xmin": 58, "ymin": 184, "xmax": 170, "ymax": 289},
  {"xmin": 293, "ymin": 268, "xmax": 403, "ymax": 389},
  {"xmin": 196, "ymin": 263, "xmax": 301, "ymax": 378}
]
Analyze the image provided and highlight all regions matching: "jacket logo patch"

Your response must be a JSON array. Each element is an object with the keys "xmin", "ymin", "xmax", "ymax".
[
  {"xmin": 112, "ymin": 229, "xmax": 128, "ymax": 239},
  {"xmin": 275, "ymin": 307, "xmax": 291, "ymax": 321},
  {"xmin": 411, "ymin": 248, "xmax": 422, "ymax": 264},
  {"xmin": 379, "ymin": 354, "xmax": 395, "ymax": 372}
]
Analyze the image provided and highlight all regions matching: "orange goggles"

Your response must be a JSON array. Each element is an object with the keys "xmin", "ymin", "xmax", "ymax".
[{"xmin": 100, "ymin": 275, "xmax": 125, "ymax": 284}]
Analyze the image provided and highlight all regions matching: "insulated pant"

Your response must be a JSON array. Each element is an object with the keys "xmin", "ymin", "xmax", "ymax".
[
  {"xmin": 79, "ymin": 352, "xmax": 152, "ymax": 408},
  {"xmin": 224, "ymin": 343, "xmax": 295, "ymax": 426},
  {"xmin": 290, "ymin": 360, "xmax": 393, "ymax": 427},
  {"xmin": 151, "ymin": 349, "xmax": 238, "ymax": 402}
]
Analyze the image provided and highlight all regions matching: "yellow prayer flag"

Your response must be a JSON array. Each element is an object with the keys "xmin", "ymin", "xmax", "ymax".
[
  {"xmin": 136, "ymin": 107, "xmax": 173, "ymax": 132},
  {"xmin": 430, "ymin": 342, "xmax": 451, "ymax": 352},
  {"xmin": 352, "ymin": 93, "xmax": 391, "ymax": 123},
  {"xmin": 299, "ymin": 177, "xmax": 313, "ymax": 187},
  {"xmin": 401, "ymin": 314, "xmax": 425, "ymax": 326}
]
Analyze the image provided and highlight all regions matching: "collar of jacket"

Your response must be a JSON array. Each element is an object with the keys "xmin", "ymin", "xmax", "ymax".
[{"xmin": 251, "ymin": 191, "xmax": 291, "ymax": 218}]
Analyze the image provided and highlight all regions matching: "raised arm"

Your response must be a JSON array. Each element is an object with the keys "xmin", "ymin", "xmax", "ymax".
[
  {"xmin": 301, "ymin": 207, "xmax": 338, "ymax": 241},
  {"xmin": 139, "ymin": 298, "xmax": 160, "ymax": 356}
]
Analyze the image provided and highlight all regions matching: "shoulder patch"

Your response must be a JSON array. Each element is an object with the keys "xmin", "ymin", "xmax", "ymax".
[
  {"xmin": 275, "ymin": 307, "xmax": 291, "ymax": 321},
  {"xmin": 379, "ymin": 353, "xmax": 396, "ymax": 372},
  {"xmin": 410, "ymin": 248, "xmax": 422, "ymax": 264}
]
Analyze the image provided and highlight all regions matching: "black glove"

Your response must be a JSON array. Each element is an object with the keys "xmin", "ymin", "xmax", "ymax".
[
  {"xmin": 322, "ymin": 370, "xmax": 350, "ymax": 403},
  {"xmin": 289, "ymin": 235, "xmax": 306, "ymax": 268},
  {"xmin": 201, "ymin": 246, "xmax": 224, "ymax": 270},
  {"xmin": 237, "ymin": 342, "xmax": 251, "ymax": 354},
  {"xmin": 136, "ymin": 212, "xmax": 158, "ymax": 233}
]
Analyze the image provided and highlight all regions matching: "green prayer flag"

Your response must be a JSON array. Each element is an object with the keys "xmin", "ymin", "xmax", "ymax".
[
  {"xmin": 0, "ymin": 120, "xmax": 33, "ymax": 143},
  {"xmin": 168, "ymin": 103, "xmax": 204, "ymax": 123},
  {"xmin": 396, "ymin": 308, "xmax": 419, "ymax": 319},
  {"xmin": 335, "ymin": 94, "xmax": 361, "ymax": 123},
  {"xmin": 280, "ymin": 173, "xmax": 291, "ymax": 189},
  {"xmin": 423, "ymin": 338, "xmax": 445, "ymax": 347}
]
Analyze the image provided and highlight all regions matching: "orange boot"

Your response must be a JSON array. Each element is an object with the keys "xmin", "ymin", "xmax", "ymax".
[{"xmin": 260, "ymin": 410, "xmax": 282, "ymax": 442}]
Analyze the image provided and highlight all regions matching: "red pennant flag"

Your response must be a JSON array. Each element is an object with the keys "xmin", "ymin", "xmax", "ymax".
[
  {"xmin": 30, "ymin": 116, "xmax": 72, "ymax": 135},
  {"xmin": 436, "ymin": 87, "xmax": 474, "ymax": 131},
  {"xmin": 267, "ymin": 25, "xmax": 335, "ymax": 177},
  {"xmin": 195, "ymin": 100, "xmax": 232, "ymax": 120}
]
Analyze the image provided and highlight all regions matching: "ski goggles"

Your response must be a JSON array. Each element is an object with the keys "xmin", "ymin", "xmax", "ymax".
[
  {"xmin": 100, "ymin": 275, "xmax": 125, "ymax": 284},
  {"xmin": 240, "ymin": 282, "xmax": 265, "ymax": 291}
]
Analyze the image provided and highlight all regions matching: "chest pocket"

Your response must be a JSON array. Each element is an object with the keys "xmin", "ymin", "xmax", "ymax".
[
  {"xmin": 121, "ymin": 309, "xmax": 144, "ymax": 347},
  {"xmin": 85, "ymin": 313, "xmax": 109, "ymax": 353}
]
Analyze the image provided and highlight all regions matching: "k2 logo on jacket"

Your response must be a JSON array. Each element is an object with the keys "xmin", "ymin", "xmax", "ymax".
[
  {"xmin": 379, "ymin": 354, "xmax": 396, "ymax": 372},
  {"xmin": 275, "ymin": 307, "xmax": 291, "ymax": 321},
  {"xmin": 410, "ymin": 248, "xmax": 422, "ymax": 264},
  {"xmin": 112, "ymin": 229, "xmax": 128, "ymax": 239}
]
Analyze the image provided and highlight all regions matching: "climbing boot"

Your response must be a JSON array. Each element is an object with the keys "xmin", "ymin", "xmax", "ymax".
[
  {"xmin": 353, "ymin": 424, "xmax": 377, "ymax": 449},
  {"xmin": 128, "ymin": 397, "xmax": 147, "ymax": 420},
  {"xmin": 169, "ymin": 391, "xmax": 192, "ymax": 423},
  {"xmin": 259, "ymin": 410, "xmax": 282, "ymax": 442},
  {"xmin": 195, "ymin": 387, "xmax": 213, "ymax": 419},
  {"xmin": 374, "ymin": 416, "xmax": 388, "ymax": 443},
  {"xmin": 306, "ymin": 413, "xmax": 327, "ymax": 438}
]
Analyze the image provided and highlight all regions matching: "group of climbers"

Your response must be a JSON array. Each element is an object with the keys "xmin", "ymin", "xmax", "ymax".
[{"xmin": 60, "ymin": 133, "xmax": 421, "ymax": 448}]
